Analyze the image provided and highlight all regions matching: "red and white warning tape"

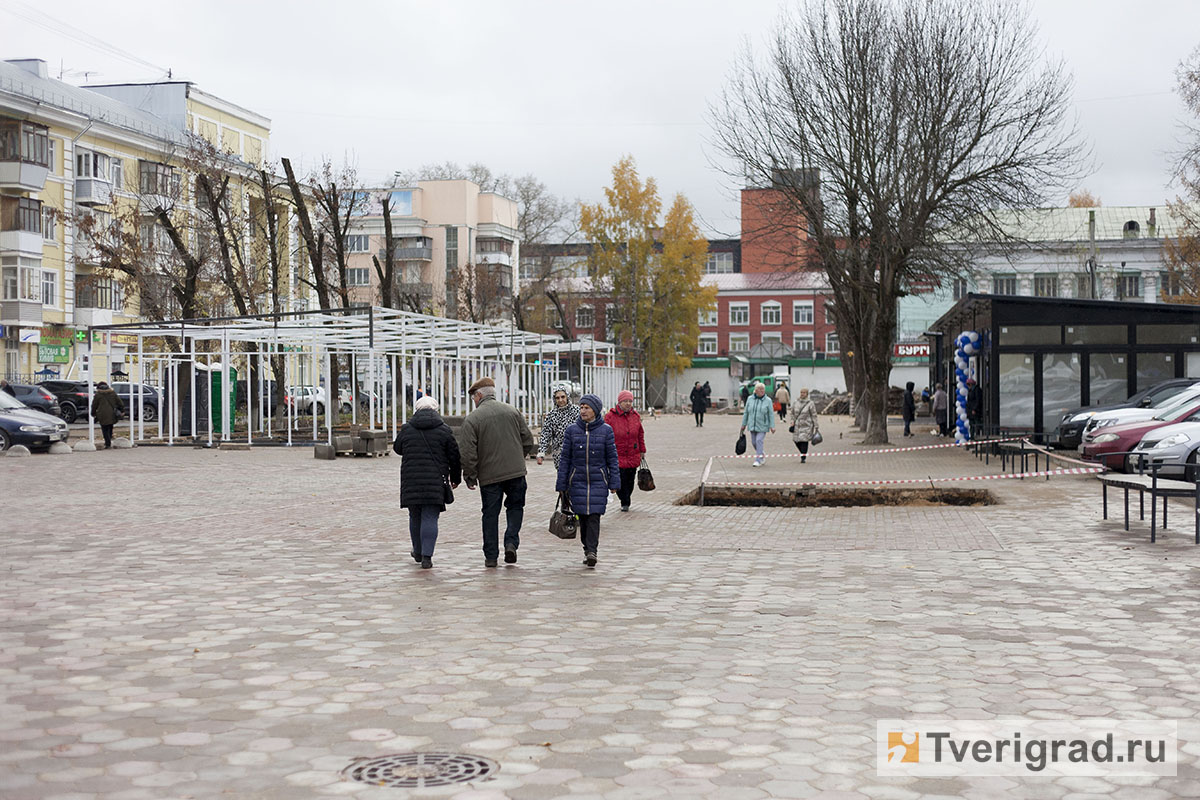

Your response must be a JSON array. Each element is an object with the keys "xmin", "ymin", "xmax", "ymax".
[
  {"xmin": 715, "ymin": 436, "xmax": 1026, "ymax": 461},
  {"xmin": 705, "ymin": 466, "xmax": 1101, "ymax": 488}
]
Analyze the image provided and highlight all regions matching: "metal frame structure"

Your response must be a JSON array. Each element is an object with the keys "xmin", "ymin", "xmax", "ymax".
[{"xmin": 83, "ymin": 305, "xmax": 640, "ymax": 448}]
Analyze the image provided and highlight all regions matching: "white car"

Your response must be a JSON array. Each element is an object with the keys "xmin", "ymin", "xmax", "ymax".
[
  {"xmin": 1082, "ymin": 385, "xmax": 1200, "ymax": 444},
  {"xmin": 1126, "ymin": 420, "xmax": 1200, "ymax": 479},
  {"xmin": 286, "ymin": 386, "xmax": 327, "ymax": 415}
]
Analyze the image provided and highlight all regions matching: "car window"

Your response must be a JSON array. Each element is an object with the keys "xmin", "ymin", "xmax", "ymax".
[
  {"xmin": 1147, "ymin": 384, "xmax": 1190, "ymax": 404},
  {"xmin": 1152, "ymin": 386, "xmax": 1200, "ymax": 415},
  {"xmin": 0, "ymin": 392, "xmax": 27, "ymax": 410}
]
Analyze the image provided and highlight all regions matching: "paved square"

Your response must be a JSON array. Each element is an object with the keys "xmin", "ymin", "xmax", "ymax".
[{"xmin": 2, "ymin": 413, "xmax": 1199, "ymax": 799}]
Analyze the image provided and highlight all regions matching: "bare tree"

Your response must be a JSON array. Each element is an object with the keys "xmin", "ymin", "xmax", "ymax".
[{"xmin": 711, "ymin": 0, "xmax": 1084, "ymax": 442}]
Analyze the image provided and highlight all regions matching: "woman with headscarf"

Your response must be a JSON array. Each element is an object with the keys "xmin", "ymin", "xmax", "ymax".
[
  {"xmin": 604, "ymin": 390, "xmax": 646, "ymax": 512},
  {"xmin": 392, "ymin": 395, "xmax": 461, "ymax": 569},
  {"xmin": 537, "ymin": 381, "xmax": 580, "ymax": 468},
  {"xmin": 789, "ymin": 387, "xmax": 819, "ymax": 463},
  {"xmin": 557, "ymin": 393, "xmax": 619, "ymax": 568}
]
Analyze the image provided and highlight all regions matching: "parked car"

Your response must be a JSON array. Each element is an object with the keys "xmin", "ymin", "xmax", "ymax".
[
  {"xmin": 1054, "ymin": 378, "xmax": 1200, "ymax": 449},
  {"xmin": 1081, "ymin": 400, "xmax": 1200, "ymax": 470},
  {"xmin": 285, "ymin": 386, "xmax": 327, "ymax": 415},
  {"xmin": 110, "ymin": 382, "xmax": 159, "ymax": 422},
  {"xmin": 1127, "ymin": 420, "xmax": 1200, "ymax": 480},
  {"xmin": 37, "ymin": 380, "xmax": 91, "ymax": 423},
  {"xmin": 1081, "ymin": 384, "xmax": 1200, "ymax": 444},
  {"xmin": 7, "ymin": 383, "xmax": 61, "ymax": 417},
  {"xmin": 0, "ymin": 391, "xmax": 70, "ymax": 452}
]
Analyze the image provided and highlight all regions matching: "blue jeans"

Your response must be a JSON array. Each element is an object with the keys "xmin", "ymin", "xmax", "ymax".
[
  {"xmin": 479, "ymin": 475, "xmax": 526, "ymax": 560},
  {"xmin": 750, "ymin": 430, "xmax": 767, "ymax": 462},
  {"xmin": 408, "ymin": 505, "xmax": 440, "ymax": 557}
]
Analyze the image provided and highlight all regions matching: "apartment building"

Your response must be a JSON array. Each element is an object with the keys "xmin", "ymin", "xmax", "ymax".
[
  {"xmin": 345, "ymin": 180, "xmax": 520, "ymax": 322},
  {"xmin": 0, "ymin": 58, "xmax": 298, "ymax": 382}
]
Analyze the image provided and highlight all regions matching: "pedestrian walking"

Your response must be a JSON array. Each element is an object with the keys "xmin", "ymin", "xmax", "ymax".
[
  {"xmin": 393, "ymin": 396, "xmax": 461, "ymax": 569},
  {"xmin": 774, "ymin": 381, "xmax": 790, "ymax": 421},
  {"xmin": 689, "ymin": 381, "xmax": 707, "ymax": 427},
  {"xmin": 537, "ymin": 382, "xmax": 580, "ymax": 467},
  {"xmin": 932, "ymin": 383, "xmax": 949, "ymax": 436},
  {"xmin": 91, "ymin": 381, "xmax": 124, "ymax": 449},
  {"xmin": 458, "ymin": 377, "xmax": 536, "ymax": 567},
  {"xmin": 740, "ymin": 383, "xmax": 751, "ymax": 406},
  {"xmin": 604, "ymin": 390, "xmax": 646, "ymax": 512},
  {"xmin": 789, "ymin": 388, "xmax": 819, "ymax": 462},
  {"xmin": 740, "ymin": 382, "xmax": 776, "ymax": 467},
  {"xmin": 966, "ymin": 378, "xmax": 983, "ymax": 436},
  {"xmin": 702, "ymin": 381, "xmax": 712, "ymax": 409},
  {"xmin": 902, "ymin": 381, "xmax": 916, "ymax": 437},
  {"xmin": 557, "ymin": 393, "xmax": 619, "ymax": 568}
]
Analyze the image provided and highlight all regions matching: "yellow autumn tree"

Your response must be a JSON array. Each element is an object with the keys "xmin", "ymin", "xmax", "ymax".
[{"xmin": 580, "ymin": 156, "xmax": 716, "ymax": 377}]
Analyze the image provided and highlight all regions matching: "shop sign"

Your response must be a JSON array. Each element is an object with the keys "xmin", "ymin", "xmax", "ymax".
[
  {"xmin": 894, "ymin": 343, "xmax": 930, "ymax": 358},
  {"xmin": 38, "ymin": 344, "xmax": 71, "ymax": 363}
]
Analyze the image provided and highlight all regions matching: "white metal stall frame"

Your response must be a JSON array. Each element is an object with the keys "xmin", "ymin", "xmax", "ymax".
[{"xmin": 85, "ymin": 306, "xmax": 643, "ymax": 446}]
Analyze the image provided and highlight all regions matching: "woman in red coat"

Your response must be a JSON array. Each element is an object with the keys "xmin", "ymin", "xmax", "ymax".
[{"xmin": 603, "ymin": 390, "xmax": 646, "ymax": 512}]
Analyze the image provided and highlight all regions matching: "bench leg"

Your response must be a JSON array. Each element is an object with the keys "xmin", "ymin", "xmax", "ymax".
[
  {"xmin": 1151, "ymin": 490, "xmax": 1157, "ymax": 543},
  {"xmin": 1103, "ymin": 482, "xmax": 1108, "ymax": 520},
  {"xmin": 1125, "ymin": 487, "xmax": 1130, "ymax": 531},
  {"xmin": 1195, "ymin": 483, "xmax": 1199, "ymax": 544},
  {"xmin": 1140, "ymin": 491, "xmax": 1144, "ymax": 521},
  {"xmin": 1163, "ymin": 494, "xmax": 1168, "ymax": 530}
]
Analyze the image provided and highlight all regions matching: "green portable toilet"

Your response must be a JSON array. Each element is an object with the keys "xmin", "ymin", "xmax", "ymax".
[{"xmin": 210, "ymin": 363, "xmax": 239, "ymax": 432}]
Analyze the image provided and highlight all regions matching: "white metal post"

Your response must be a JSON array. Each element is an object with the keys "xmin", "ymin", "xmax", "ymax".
[{"xmin": 86, "ymin": 334, "xmax": 94, "ymax": 446}]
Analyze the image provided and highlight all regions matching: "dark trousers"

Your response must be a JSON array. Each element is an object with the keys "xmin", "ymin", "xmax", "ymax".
[
  {"xmin": 694, "ymin": 411, "xmax": 704, "ymax": 426},
  {"xmin": 793, "ymin": 440, "xmax": 809, "ymax": 461},
  {"xmin": 101, "ymin": 424, "xmax": 114, "ymax": 447},
  {"xmin": 479, "ymin": 475, "xmax": 526, "ymax": 560},
  {"xmin": 617, "ymin": 467, "xmax": 636, "ymax": 507},
  {"xmin": 903, "ymin": 416, "xmax": 912, "ymax": 436},
  {"xmin": 777, "ymin": 406, "xmax": 787, "ymax": 420},
  {"xmin": 935, "ymin": 410, "xmax": 949, "ymax": 436},
  {"xmin": 579, "ymin": 513, "xmax": 601, "ymax": 554},
  {"xmin": 408, "ymin": 505, "xmax": 440, "ymax": 557}
]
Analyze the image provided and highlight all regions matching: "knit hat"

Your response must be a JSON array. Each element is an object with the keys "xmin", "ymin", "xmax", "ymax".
[
  {"xmin": 617, "ymin": 390, "xmax": 634, "ymax": 404},
  {"xmin": 467, "ymin": 376, "xmax": 495, "ymax": 395},
  {"xmin": 580, "ymin": 394, "xmax": 603, "ymax": 417},
  {"xmin": 415, "ymin": 396, "xmax": 439, "ymax": 412}
]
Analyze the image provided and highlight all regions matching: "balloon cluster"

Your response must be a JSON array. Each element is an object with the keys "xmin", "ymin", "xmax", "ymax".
[{"xmin": 953, "ymin": 330, "xmax": 980, "ymax": 442}]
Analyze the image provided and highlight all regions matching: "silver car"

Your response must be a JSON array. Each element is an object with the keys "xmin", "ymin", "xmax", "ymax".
[{"xmin": 1127, "ymin": 420, "xmax": 1200, "ymax": 480}]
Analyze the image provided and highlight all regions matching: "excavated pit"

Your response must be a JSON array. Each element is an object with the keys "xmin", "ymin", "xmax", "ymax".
[{"xmin": 677, "ymin": 485, "xmax": 997, "ymax": 508}]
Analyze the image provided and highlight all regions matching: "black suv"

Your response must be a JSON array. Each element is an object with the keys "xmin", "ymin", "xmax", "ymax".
[
  {"xmin": 1053, "ymin": 378, "xmax": 1200, "ymax": 449},
  {"xmin": 37, "ymin": 380, "xmax": 90, "ymax": 423}
]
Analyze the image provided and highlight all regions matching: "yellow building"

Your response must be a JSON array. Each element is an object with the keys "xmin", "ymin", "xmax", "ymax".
[{"xmin": 0, "ymin": 58, "xmax": 302, "ymax": 385}]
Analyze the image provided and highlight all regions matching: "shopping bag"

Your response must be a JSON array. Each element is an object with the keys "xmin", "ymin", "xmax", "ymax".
[
  {"xmin": 636, "ymin": 457, "xmax": 655, "ymax": 491},
  {"xmin": 548, "ymin": 494, "xmax": 578, "ymax": 539},
  {"xmin": 735, "ymin": 433, "xmax": 747, "ymax": 455}
]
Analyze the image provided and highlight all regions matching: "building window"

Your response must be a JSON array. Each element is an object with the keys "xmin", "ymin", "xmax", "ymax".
[
  {"xmin": 0, "ymin": 119, "xmax": 49, "ymax": 166},
  {"xmin": 698, "ymin": 308, "xmax": 718, "ymax": 326},
  {"xmin": 1123, "ymin": 220, "xmax": 1140, "ymax": 239},
  {"xmin": 729, "ymin": 333, "xmax": 750, "ymax": 353},
  {"xmin": 576, "ymin": 305, "xmax": 594, "ymax": 329},
  {"xmin": 1076, "ymin": 273, "xmax": 1093, "ymax": 298},
  {"xmin": 4, "ymin": 197, "xmax": 43, "ymax": 234},
  {"xmin": 346, "ymin": 234, "xmax": 370, "ymax": 253},
  {"xmin": 992, "ymin": 275, "xmax": 1019, "ymax": 295},
  {"xmin": 42, "ymin": 207, "xmax": 56, "ymax": 242},
  {"xmin": 952, "ymin": 277, "xmax": 969, "ymax": 300},
  {"xmin": 825, "ymin": 332, "xmax": 840, "ymax": 354},
  {"xmin": 761, "ymin": 301, "xmax": 781, "ymax": 326},
  {"xmin": 519, "ymin": 257, "xmax": 540, "ymax": 282},
  {"xmin": 1033, "ymin": 275, "xmax": 1058, "ymax": 297},
  {"xmin": 605, "ymin": 303, "xmax": 617, "ymax": 340},
  {"xmin": 77, "ymin": 276, "xmax": 123, "ymax": 311},
  {"xmin": 697, "ymin": 334, "xmax": 718, "ymax": 355},
  {"xmin": 1116, "ymin": 274, "xmax": 1142, "ymax": 299},
  {"xmin": 704, "ymin": 251, "xmax": 734, "ymax": 274},
  {"xmin": 76, "ymin": 149, "xmax": 110, "ymax": 180},
  {"xmin": 139, "ymin": 160, "xmax": 176, "ymax": 196},
  {"xmin": 793, "ymin": 300, "xmax": 813, "ymax": 325},
  {"xmin": 111, "ymin": 157, "xmax": 123, "ymax": 191},
  {"xmin": 347, "ymin": 267, "xmax": 371, "ymax": 286},
  {"xmin": 2, "ymin": 260, "xmax": 41, "ymax": 301},
  {"xmin": 761, "ymin": 331, "xmax": 782, "ymax": 343},
  {"xmin": 1161, "ymin": 271, "xmax": 1184, "ymax": 298},
  {"xmin": 729, "ymin": 301, "xmax": 749, "ymax": 326},
  {"xmin": 824, "ymin": 302, "xmax": 837, "ymax": 325},
  {"xmin": 793, "ymin": 332, "xmax": 814, "ymax": 354},
  {"xmin": 41, "ymin": 270, "xmax": 56, "ymax": 306},
  {"xmin": 545, "ymin": 305, "xmax": 562, "ymax": 329}
]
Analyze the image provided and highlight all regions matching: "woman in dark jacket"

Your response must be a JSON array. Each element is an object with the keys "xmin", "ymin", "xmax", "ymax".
[
  {"xmin": 556, "ymin": 394, "xmax": 619, "ymax": 568},
  {"xmin": 902, "ymin": 381, "xmax": 916, "ymax": 437},
  {"xmin": 91, "ymin": 381, "xmax": 125, "ymax": 449},
  {"xmin": 689, "ymin": 382, "xmax": 707, "ymax": 427},
  {"xmin": 393, "ymin": 396, "xmax": 461, "ymax": 569}
]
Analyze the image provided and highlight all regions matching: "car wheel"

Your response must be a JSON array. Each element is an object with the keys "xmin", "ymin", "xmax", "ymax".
[
  {"xmin": 0, "ymin": 429, "xmax": 9, "ymax": 452},
  {"xmin": 315, "ymin": 402, "xmax": 325, "ymax": 417},
  {"xmin": 1186, "ymin": 449, "xmax": 1200, "ymax": 483},
  {"xmin": 60, "ymin": 403, "xmax": 77, "ymax": 424},
  {"xmin": 340, "ymin": 403, "xmax": 352, "ymax": 414},
  {"xmin": 142, "ymin": 404, "xmax": 158, "ymax": 422}
]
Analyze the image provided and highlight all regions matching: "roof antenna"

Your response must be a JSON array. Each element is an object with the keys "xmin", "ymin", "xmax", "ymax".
[{"xmin": 167, "ymin": 68, "xmax": 172, "ymax": 79}]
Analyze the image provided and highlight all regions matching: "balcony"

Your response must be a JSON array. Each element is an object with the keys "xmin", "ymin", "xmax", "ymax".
[
  {"xmin": 396, "ymin": 282, "xmax": 433, "ymax": 299},
  {"xmin": 476, "ymin": 251, "xmax": 512, "ymax": 267},
  {"xmin": 75, "ymin": 177, "xmax": 113, "ymax": 207},
  {"xmin": 0, "ymin": 298, "xmax": 42, "ymax": 327},
  {"xmin": 381, "ymin": 246, "xmax": 433, "ymax": 261},
  {"xmin": 74, "ymin": 307, "xmax": 113, "ymax": 327},
  {"xmin": 0, "ymin": 228, "xmax": 42, "ymax": 256},
  {"xmin": 0, "ymin": 161, "xmax": 49, "ymax": 193}
]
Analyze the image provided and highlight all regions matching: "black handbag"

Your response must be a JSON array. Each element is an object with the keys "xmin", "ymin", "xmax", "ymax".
[
  {"xmin": 549, "ymin": 494, "xmax": 578, "ymax": 539},
  {"xmin": 735, "ymin": 433, "xmax": 747, "ymax": 455},
  {"xmin": 637, "ymin": 456, "xmax": 655, "ymax": 491},
  {"xmin": 416, "ymin": 428, "xmax": 454, "ymax": 505}
]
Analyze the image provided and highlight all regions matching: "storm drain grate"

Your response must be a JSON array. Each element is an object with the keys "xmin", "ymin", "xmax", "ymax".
[{"xmin": 341, "ymin": 752, "xmax": 499, "ymax": 788}]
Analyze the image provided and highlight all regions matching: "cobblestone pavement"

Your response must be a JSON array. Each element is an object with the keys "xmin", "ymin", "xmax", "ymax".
[{"xmin": 3, "ymin": 412, "xmax": 1199, "ymax": 799}]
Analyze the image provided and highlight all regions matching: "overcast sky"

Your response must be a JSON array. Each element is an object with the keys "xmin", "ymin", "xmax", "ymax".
[{"xmin": 2, "ymin": 0, "xmax": 1198, "ymax": 237}]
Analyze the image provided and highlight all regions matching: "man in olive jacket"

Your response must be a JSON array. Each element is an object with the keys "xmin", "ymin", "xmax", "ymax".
[{"xmin": 459, "ymin": 377, "xmax": 536, "ymax": 567}]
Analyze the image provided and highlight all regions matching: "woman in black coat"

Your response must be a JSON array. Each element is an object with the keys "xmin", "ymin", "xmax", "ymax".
[
  {"xmin": 902, "ymin": 381, "xmax": 916, "ymax": 437},
  {"xmin": 689, "ymin": 382, "xmax": 707, "ymax": 427},
  {"xmin": 392, "ymin": 396, "xmax": 461, "ymax": 568}
]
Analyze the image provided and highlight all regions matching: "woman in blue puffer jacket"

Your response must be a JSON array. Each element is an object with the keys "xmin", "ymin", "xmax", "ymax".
[{"xmin": 556, "ymin": 393, "xmax": 620, "ymax": 568}]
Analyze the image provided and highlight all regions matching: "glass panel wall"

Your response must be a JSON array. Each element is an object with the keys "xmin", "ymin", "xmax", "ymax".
[
  {"xmin": 1065, "ymin": 325, "xmax": 1126, "ymax": 345},
  {"xmin": 1089, "ymin": 353, "xmax": 1129, "ymax": 406},
  {"xmin": 1136, "ymin": 353, "xmax": 1175, "ymax": 391},
  {"xmin": 999, "ymin": 353, "xmax": 1035, "ymax": 428},
  {"xmin": 1042, "ymin": 353, "xmax": 1081, "ymax": 424},
  {"xmin": 1138, "ymin": 325, "xmax": 1200, "ymax": 345},
  {"xmin": 999, "ymin": 325, "xmax": 1060, "ymax": 346}
]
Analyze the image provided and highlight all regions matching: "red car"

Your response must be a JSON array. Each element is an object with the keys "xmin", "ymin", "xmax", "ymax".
[{"xmin": 1081, "ymin": 401, "xmax": 1200, "ymax": 470}]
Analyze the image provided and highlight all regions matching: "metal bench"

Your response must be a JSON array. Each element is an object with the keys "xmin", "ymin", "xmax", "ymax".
[{"xmin": 1098, "ymin": 455, "xmax": 1200, "ymax": 543}]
